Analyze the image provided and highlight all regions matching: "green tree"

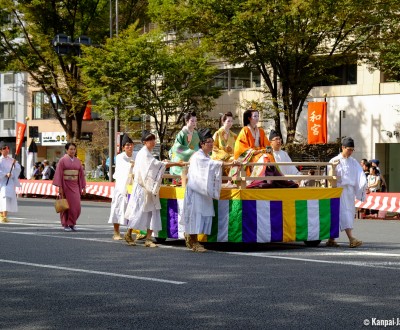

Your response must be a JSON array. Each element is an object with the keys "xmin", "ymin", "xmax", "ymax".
[
  {"xmin": 0, "ymin": 0, "xmax": 146, "ymax": 140},
  {"xmin": 149, "ymin": 0, "xmax": 394, "ymax": 142},
  {"xmin": 79, "ymin": 26, "xmax": 221, "ymax": 156},
  {"xmin": 363, "ymin": 0, "xmax": 400, "ymax": 82}
]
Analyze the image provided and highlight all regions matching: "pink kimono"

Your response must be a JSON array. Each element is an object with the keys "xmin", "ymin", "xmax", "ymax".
[{"xmin": 53, "ymin": 155, "xmax": 86, "ymax": 227}]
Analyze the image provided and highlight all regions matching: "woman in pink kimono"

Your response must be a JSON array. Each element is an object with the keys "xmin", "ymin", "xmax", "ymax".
[{"xmin": 53, "ymin": 142, "xmax": 86, "ymax": 231}]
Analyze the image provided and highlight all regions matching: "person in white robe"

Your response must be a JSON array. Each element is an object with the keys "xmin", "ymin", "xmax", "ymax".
[
  {"xmin": 269, "ymin": 130, "xmax": 302, "ymax": 176},
  {"xmin": 182, "ymin": 128, "xmax": 241, "ymax": 252},
  {"xmin": 124, "ymin": 131, "xmax": 183, "ymax": 248},
  {"xmin": 0, "ymin": 142, "xmax": 21, "ymax": 223},
  {"xmin": 108, "ymin": 134, "xmax": 135, "ymax": 241},
  {"xmin": 327, "ymin": 137, "xmax": 366, "ymax": 248}
]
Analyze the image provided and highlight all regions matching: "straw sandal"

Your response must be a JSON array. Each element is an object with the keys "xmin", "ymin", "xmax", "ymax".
[
  {"xmin": 192, "ymin": 242, "xmax": 207, "ymax": 253},
  {"xmin": 144, "ymin": 240, "xmax": 157, "ymax": 248},
  {"xmin": 124, "ymin": 232, "xmax": 136, "ymax": 246},
  {"xmin": 112, "ymin": 232, "xmax": 122, "ymax": 240},
  {"xmin": 136, "ymin": 234, "xmax": 147, "ymax": 240},
  {"xmin": 326, "ymin": 239, "xmax": 340, "ymax": 247},
  {"xmin": 184, "ymin": 233, "xmax": 194, "ymax": 249},
  {"xmin": 349, "ymin": 238, "xmax": 363, "ymax": 248}
]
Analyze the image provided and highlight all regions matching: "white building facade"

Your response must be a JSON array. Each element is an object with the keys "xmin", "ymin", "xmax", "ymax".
[
  {"xmin": 211, "ymin": 63, "xmax": 400, "ymax": 192},
  {"xmin": 0, "ymin": 71, "xmax": 29, "ymax": 161}
]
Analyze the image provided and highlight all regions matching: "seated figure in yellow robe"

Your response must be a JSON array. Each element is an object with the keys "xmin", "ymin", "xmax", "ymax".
[
  {"xmin": 212, "ymin": 112, "xmax": 238, "ymax": 187},
  {"xmin": 212, "ymin": 111, "xmax": 237, "ymax": 162}
]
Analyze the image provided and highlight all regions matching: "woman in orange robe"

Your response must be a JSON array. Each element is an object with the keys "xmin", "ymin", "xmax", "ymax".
[{"xmin": 230, "ymin": 109, "xmax": 274, "ymax": 181}]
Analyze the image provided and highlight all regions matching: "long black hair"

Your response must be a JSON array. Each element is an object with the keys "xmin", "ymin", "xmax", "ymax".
[
  {"xmin": 220, "ymin": 111, "xmax": 233, "ymax": 127},
  {"xmin": 184, "ymin": 111, "xmax": 197, "ymax": 124},
  {"xmin": 243, "ymin": 109, "xmax": 258, "ymax": 126}
]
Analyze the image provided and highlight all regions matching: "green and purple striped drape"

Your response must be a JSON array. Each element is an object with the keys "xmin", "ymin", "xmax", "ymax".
[{"xmin": 158, "ymin": 187, "xmax": 341, "ymax": 243}]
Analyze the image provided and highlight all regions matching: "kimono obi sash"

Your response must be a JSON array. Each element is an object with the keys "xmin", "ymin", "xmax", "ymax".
[{"xmin": 64, "ymin": 169, "xmax": 79, "ymax": 181}]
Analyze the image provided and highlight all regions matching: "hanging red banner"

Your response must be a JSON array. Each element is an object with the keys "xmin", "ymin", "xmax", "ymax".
[
  {"xmin": 307, "ymin": 102, "xmax": 327, "ymax": 144},
  {"xmin": 83, "ymin": 100, "xmax": 92, "ymax": 120},
  {"xmin": 15, "ymin": 122, "xmax": 27, "ymax": 156}
]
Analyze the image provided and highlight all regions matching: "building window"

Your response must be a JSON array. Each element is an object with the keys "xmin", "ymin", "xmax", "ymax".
[
  {"xmin": 32, "ymin": 91, "xmax": 63, "ymax": 119},
  {"xmin": 212, "ymin": 68, "xmax": 262, "ymax": 90},
  {"xmin": 316, "ymin": 63, "xmax": 357, "ymax": 86},
  {"xmin": 213, "ymin": 68, "xmax": 261, "ymax": 89},
  {"xmin": 0, "ymin": 102, "xmax": 15, "ymax": 119},
  {"xmin": 213, "ymin": 70, "xmax": 229, "ymax": 89},
  {"xmin": 231, "ymin": 68, "xmax": 251, "ymax": 89},
  {"xmin": 380, "ymin": 72, "xmax": 400, "ymax": 83},
  {"xmin": 0, "ymin": 102, "xmax": 15, "ymax": 130},
  {"xmin": 251, "ymin": 69, "xmax": 262, "ymax": 88},
  {"xmin": 3, "ymin": 119, "xmax": 15, "ymax": 130},
  {"xmin": 3, "ymin": 73, "xmax": 15, "ymax": 84}
]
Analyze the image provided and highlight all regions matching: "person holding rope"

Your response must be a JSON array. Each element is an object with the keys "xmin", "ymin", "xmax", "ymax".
[
  {"xmin": 0, "ymin": 141, "xmax": 21, "ymax": 223},
  {"xmin": 108, "ymin": 134, "xmax": 136, "ymax": 241},
  {"xmin": 125, "ymin": 131, "xmax": 184, "ymax": 248},
  {"xmin": 182, "ymin": 128, "xmax": 241, "ymax": 252},
  {"xmin": 326, "ymin": 137, "xmax": 366, "ymax": 248}
]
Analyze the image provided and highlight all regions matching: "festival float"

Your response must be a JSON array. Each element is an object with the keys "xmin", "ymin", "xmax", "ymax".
[
  {"xmin": 155, "ymin": 161, "xmax": 342, "ymax": 247},
  {"xmin": 17, "ymin": 161, "xmax": 342, "ymax": 246}
]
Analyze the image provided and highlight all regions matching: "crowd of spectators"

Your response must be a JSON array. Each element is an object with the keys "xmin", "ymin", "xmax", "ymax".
[
  {"xmin": 359, "ymin": 158, "xmax": 393, "ymax": 219},
  {"xmin": 30, "ymin": 160, "xmax": 56, "ymax": 180}
]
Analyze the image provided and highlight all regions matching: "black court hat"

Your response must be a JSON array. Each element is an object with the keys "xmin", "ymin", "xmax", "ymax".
[
  {"xmin": 342, "ymin": 137, "xmax": 354, "ymax": 148},
  {"xmin": 269, "ymin": 129, "xmax": 281, "ymax": 141},
  {"xmin": 197, "ymin": 128, "xmax": 213, "ymax": 142},
  {"xmin": 141, "ymin": 130, "xmax": 155, "ymax": 142},
  {"xmin": 121, "ymin": 134, "xmax": 133, "ymax": 147}
]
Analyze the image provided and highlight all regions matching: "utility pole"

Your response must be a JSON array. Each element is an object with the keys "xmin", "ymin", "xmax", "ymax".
[{"xmin": 108, "ymin": 0, "xmax": 119, "ymax": 181}]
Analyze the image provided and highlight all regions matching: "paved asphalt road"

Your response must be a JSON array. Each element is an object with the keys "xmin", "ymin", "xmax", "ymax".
[{"xmin": 1, "ymin": 198, "xmax": 400, "ymax": 329}]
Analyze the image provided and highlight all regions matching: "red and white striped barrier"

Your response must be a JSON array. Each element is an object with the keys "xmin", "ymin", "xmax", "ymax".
[
  {"xmin": 85, "ymin": 182, "xmax": 114, "ymax": 198},
  {"xmin": 355, "ymin": 193, "xmax": 400, "ymax": 212},
  {"xmin": 17, "ymin": 179, "xmax": 115, "ymax": 199},
  {"xmin": 16, "ymin": 180, "xmax": 400, "ymax": 212}
]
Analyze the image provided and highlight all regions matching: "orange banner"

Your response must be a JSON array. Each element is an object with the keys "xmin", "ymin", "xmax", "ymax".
[
  {"xmin": 307, "ymin": 102, "xmax": 327, "ymax": 144},
  {"xmin": 15, "ymin": 122, "xmax": 27, "ymax": 156},
  {"xmin": 83, "ymin": 100, "xmax": 92, "ymax": 120}
]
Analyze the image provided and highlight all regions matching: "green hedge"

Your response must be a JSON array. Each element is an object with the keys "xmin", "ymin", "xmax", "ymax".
[{"xmin": 283, "ymin": 142, "xmax": 341, "ymax": 163}]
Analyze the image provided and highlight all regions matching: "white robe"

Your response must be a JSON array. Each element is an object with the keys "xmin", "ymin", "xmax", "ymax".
[
  {"xmin": 273, "ymin": 149, "xmax": 302, "ymax": 176},
  {"xmin": 108, "ymin": 152, "xmax": 134, "ymax": 225},
  {"xmin": 0, "ymin": 155, "xmax": 21, "ymax": 213},
  {"xmin": 182, "ymin": 149, "xmax": 223, "ymax": 235},
  {"xmin": 125, "ymin": 146, "xmax": 166, "ymax": 232},
  {"xmin": 329, "ymin": 153, "xmax": 367, "ymax": 231}
]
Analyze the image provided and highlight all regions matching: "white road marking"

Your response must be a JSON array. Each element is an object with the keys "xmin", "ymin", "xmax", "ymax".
[
  {"xmin": 1, "ymin": 230, "xmax": 121, "ymax": 243},
  {"xmin": 254, "ymin": 250, "xmax": 400, "ymax": 257},
  {"xmin": 3, "ymin": 222, "xmax": 400, "ymax": 271},
  {"xmin": 4, "ymin": 222, "xmax": 105, "ymax": 231},
  {"xmin": 226, "ymin": 252, "xmax": 400, "ymax": 270},
  {"xmin": 0, "ymin": 258, "xmax": 186, "ymax": 285},
  {"xmin": 0, "ymin": 230, "xmax": 181, "ymax": 248},
  {"xmin": 2, "ymin": 221, "xmax": 111, "ymax": 231}
]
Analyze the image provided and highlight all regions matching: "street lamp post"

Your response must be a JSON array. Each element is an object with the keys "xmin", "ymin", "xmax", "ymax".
[{"xmin": 339, "ymin": 110, "xmax": 346, "ymax": 141}]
